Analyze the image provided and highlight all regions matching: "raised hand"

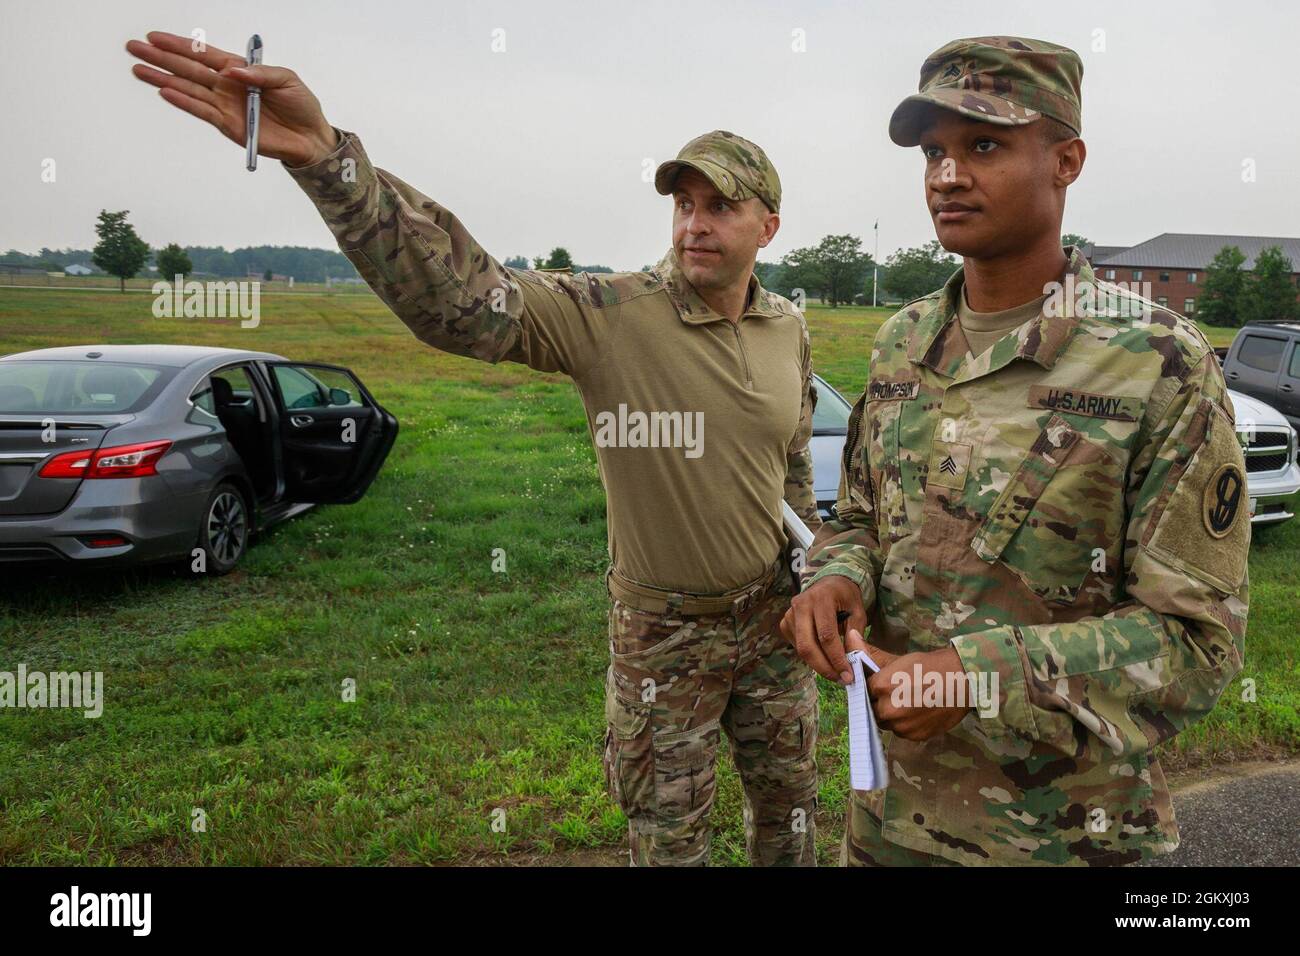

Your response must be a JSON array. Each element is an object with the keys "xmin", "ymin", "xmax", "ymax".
[{"xmin": 126, "ymin": 31, "xmax": 338, "ymax": 168}]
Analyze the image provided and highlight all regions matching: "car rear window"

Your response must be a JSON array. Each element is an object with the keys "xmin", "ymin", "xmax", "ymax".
[
  {"xmin": 0, "ymin": 361, "xmax": 176, "ymax": 414},
  {"xmin": 1236, "ymin": 335, "xmax": 1285, "ymax": 373}
]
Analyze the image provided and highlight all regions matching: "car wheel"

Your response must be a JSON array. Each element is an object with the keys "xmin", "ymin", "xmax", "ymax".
[{"xmin": 197, "ymin": 482, "xmax": 250, "ymax": 575}]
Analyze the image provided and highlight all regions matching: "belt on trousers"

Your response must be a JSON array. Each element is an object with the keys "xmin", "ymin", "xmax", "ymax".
[{"xmin": 605, "ymin": 556, "xmax": 784, "ymax": 617}]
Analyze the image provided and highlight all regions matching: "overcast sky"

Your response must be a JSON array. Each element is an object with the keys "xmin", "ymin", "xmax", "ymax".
[{"xmin": 3, "ymin": 0, "xmax": 1297, "ymax": 269}]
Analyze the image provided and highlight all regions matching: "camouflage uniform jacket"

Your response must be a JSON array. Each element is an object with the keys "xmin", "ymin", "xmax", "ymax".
[
  {"xmin": 804, "ymin": 248, "xmax": 1250, "ymax": 865},
  {"xmin": 285, "ymin": 129, "xmax": 818, "ymax": 594}
]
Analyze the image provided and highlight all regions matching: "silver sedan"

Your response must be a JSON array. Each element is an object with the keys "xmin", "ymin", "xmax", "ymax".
[{"xmin": 0, "ymin": 345, "xmax": 398, "ymax": 574}]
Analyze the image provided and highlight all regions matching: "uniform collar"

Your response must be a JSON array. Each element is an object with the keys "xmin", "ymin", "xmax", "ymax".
[
  {"xmin": 655, "ymin": 248, "xmax": 785, "ymax": 325},
  {"xmin": 908, "ymin": 246, "xmax": 1091, "ymax": 379}
]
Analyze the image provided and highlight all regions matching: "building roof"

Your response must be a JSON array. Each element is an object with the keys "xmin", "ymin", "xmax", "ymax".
[
  {"xmin": 1083, "ymin": 244, "xmax": 1128, "ymax": 262},
  {"xmin": 1095, "ymin": 233, "xmax": 1300, "ymax": 271}
]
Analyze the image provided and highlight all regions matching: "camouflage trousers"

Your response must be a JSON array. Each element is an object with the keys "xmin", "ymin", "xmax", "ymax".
[{"xmin": 602, "ymin": 557, "xmax": 819, "ymax": 866}]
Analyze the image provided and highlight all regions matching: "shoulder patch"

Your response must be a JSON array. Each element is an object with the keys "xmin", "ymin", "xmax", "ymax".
[{"xmin": 1202, "ymin": 462, "xmax": 1246, "ymax": 539}]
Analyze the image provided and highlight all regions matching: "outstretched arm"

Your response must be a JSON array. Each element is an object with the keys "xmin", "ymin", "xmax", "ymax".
[{"xmin": 127, "ymin": 31, "xmax": 615, "ymax": 377}]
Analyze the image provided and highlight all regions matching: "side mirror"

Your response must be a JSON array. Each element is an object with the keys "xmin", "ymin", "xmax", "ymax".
[{"xmin": 329, "ymin": 387, "xmax": 352, "ymax": 406}]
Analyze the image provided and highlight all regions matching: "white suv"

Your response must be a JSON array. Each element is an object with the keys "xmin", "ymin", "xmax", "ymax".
[{"xmin": 1228, "ymin": 389, "xmax": 1300, "ymax": 526}]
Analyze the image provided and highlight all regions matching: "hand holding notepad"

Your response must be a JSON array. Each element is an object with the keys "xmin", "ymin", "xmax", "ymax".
[{"xmin": 845, "ymin": 646, "xmax": 889, "ymax": 792}]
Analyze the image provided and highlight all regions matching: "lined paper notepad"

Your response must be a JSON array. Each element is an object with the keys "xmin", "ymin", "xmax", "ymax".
[{"xmin": 846, "ymin": 649, "xmax": 889, "ymax": 792}]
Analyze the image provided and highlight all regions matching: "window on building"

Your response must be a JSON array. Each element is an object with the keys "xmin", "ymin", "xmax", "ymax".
[
  {"xmin": 1238, "ymin": 335, "xmax": 1285, "ymax": 373},
  {"xmin": 1104, "ymin": 269, "xmax": 1116, "ymax": 280},
  {"xmin": 1188, "ymin": 272, "xmax": 1198, "ymax": 283},
  {"xmin": 1157, "ymin": 296, "xmax": 1168, "ymax": 307},
  {"xmin": 1183, "ymin": 297, "xmax": 1196, "ymax": 313},
  {"xmin": 1133, "ymin": 270, "xmax": 1144, "ymax": 281},
  {"xmin": 1159, "ymin": 272, "xmax": 1170, "ymax": 282}
]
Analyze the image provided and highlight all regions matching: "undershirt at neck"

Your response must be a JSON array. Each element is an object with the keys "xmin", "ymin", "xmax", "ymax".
[{"xmin": 956, "ymin": 286, "xmax": 1050, "ymax": 359}]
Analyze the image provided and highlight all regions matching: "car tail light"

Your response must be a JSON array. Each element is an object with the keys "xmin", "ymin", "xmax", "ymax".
[
  {"xmin": 39, "ymin": 440, "xmax": 172, "ymax": 479},
  {"xmin": 81, "ymin": 534, "xmax": 129, "ymax": 549}
]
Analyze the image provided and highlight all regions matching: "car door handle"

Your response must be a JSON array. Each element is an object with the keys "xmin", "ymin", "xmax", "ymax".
[
  {"xmin": 1282, "ymin": 383, "xmax": 1295, "ymax": 392},
  {"xmin": 290, "ymin": 414, "xmax": 314, "ymax": 427},
  {"xmin": 1226, "ymin": 371, "xmax": 1239, "ymax": 379}
]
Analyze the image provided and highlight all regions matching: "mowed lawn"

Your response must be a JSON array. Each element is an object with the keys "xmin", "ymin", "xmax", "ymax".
[{"xmin": 0, "ymin": 288, "xmax": 1295, "ymax": 866}]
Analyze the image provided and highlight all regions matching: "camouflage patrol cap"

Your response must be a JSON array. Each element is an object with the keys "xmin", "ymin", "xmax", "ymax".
[
  {"xmin": 654, "ymin": 130, "xmax": 781, "ymax": 213},
  {"xmin": 889, "ymin": 37, "xmax": 1083, "ymax": 147}
]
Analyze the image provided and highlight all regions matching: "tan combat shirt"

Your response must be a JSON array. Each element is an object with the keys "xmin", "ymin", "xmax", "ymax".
[{"xmin": 286, "ymin": 130, "xmax": 818, "ymax": 594}]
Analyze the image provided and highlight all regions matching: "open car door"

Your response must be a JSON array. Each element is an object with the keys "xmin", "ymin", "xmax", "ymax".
[{"xmin": 262, "ymin": 361, "xmax": 398, "ymax": 504}]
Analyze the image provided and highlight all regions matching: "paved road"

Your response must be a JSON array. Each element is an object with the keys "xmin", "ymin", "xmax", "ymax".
[{"xmin": 1139, "ymin": 760, "xmax": 1300, "ymax": 866}]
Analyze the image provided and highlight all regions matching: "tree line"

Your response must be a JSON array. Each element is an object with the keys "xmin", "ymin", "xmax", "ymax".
[
  {"xmin": 755, "ymin": 235, "xmax": 963, "ymax": 306},
  {"xmin": 1197, "ymin": 245, "xmax": 1297, "ymax": 326},
  {"xmin": 3, "ymin": 210, "xmax": 362, "ymax": 290},
  {"xmin": 21, "ymin": 214, "xmax": 1297, "ymax": 321}
]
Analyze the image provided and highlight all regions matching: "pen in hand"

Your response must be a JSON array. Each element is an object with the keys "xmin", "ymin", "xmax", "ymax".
[{"xmin": 244, "ymin": 34, "xmax": 262, "ymax": 170}]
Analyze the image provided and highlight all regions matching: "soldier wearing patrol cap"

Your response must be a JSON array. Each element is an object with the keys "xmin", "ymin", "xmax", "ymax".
[
  {"xmin": 783, "ymin": 36, "xmax": 1250, "ymax": 866},
  {"xmin": 126, "ymin": 30, "xmax": 822, "ymax": 867},
  {"xmin": 291, "ymin": 131, "xmax": 821, "ymax": 867}
]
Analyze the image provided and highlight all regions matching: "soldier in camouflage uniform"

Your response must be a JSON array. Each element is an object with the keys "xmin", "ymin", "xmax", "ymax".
[
  {"xmin": 782, "ymin": 37, "xmax": 1250, "ymax": 866},
  {"xmin": 125, "ymin": 31, "xmax": 820, "ymax": 866}
]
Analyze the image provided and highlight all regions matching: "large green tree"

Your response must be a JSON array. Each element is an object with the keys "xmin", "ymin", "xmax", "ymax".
[
  {"xmin": 1197, "ymin": 245, "xmax": 1248, "ymax": 327},
  {"xmin": 1061, "ymin": 232, "xmax": 1090, "ymax": 250},
  {"xmin": 812, "ymin": 234, "xmax": 873, "ymax": 308},
  {"xmin": 538, "ymin": 247, "xmax": 573, "ymax": 270},
  {"xmin": 882, "ymin": 240, "xmax": 959, "ymax": 302},
  {"xmin": 1241, "ymin": 245, "xmax": 1298, "ymax": 326},
  {"xmin": 774, "ymin": 234, "xmax": 874, "ymax": 307},
  {"xmin": 91, "ymin": 210, "xmax": 150, "ymax": 292},
  {"xmin": 778, "ymin": 244, "xmax": 828, "ymax": 304},
  {"xmin": 155, "ymin": 242, "xmax": 193, "ymax": 280}
]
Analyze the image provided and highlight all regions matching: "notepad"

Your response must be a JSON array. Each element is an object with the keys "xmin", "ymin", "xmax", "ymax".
[{"xmin": 846, "ymin": 649, "xmax": 889, "ymax": 792}]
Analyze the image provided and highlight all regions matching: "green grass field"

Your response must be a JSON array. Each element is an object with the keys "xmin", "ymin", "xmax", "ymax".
[{"xmin": 0, "ymin": 289, "xmax": 1294, "ymax": 865}]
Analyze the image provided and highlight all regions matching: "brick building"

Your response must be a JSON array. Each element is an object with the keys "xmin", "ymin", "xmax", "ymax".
[{"xmin": 1082, "ymin": 234, "xmax": 1300, "ymax": 316}]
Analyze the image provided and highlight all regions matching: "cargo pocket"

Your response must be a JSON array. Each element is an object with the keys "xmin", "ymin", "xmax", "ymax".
[
  {"xmin": 867, "ymin": 399, "xmax": 908, "ymax": 542},
  {"xmin": 603, "ymin": 672, "xmax": 652, "ymax": 818},
  {"xmin": 761, "ymin": 682, "xmax": 819, "ymax": 762},
  {"xmin": 651, "ymin": 719, "xmax": 720, "ymax": 822},
  {"xmin": 970, "ymin": 414, "xmax": 1123, "ymax": 605}
]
